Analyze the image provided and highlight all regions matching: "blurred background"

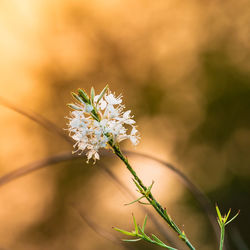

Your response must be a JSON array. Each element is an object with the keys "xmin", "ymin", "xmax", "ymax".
[{"xmin": 0, "ymin": 0, "xmax": 250, "ymax": 249}]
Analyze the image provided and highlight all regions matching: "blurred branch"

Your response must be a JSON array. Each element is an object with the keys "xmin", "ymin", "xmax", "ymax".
[
  {"xmin": 0, "ymin": 151, "xmax": 73, "ymax": 187},
  {"xmin": 0, "ymin": 96, "xmax": 72, "ymax": 143},
  {"xmin": 72, "ymin": 205, "xmax": 137, "ymax": 250}
]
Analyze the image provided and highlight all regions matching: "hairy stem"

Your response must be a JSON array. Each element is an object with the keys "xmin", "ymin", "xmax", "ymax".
[{"xmin": 110, "ymin": 143, "xmax": 195, "ymax": 250}]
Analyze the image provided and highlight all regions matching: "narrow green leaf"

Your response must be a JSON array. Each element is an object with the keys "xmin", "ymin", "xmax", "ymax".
[
  {"xmin": 138, "ymin": 201, "xmax": 151, "ymax": 205},
  {"xmin": 132, "ymin": 179, "xmax": 144, "ymax": 193},
  {"xmin": 132, "ymin": 214, "xmax": 138, "ymax": 234},
  {"xmin": 90, "ymin": 87, "xmax": 95, "ymax": 104},
  {"xmin": 151, "ymin": 235, "xmax": 177, "ymax": 250},
  {"xmin": 167, "ymin": 245, "xmax": 178, "ymax": 250},
  {"xmin": 225, "ymin": 210, "xmax": 240, "ymax": 226},
  {"xmin": 113, "ymin": 227, "xmax": 135, "ymax": 236},
  {"xmin": 146, "ymin": 180, "xmax": 154, "ymax": 195},
  {"xmin": 71, "ymin": 92, "xmax": 84, "ymax": 104},
  {"xmin": 151, "ymin": 236, "xmax": 177, "ymax": 250},
  {"xmin": 125, "ymin": 196, "xmax": 144, "ymax": 206},
  {"xmin": 78, "ymin": 89, "xmax": 90, "ymax": 103},
  {"xmin": 151, "ymin": 234, "xmax": 165, "ymax": 245},
  {"xmin": 91, "ymin": 114, "xmax": 99, "ymax": 122},
  {"xmin": 122, "ymin": 238, "xmax": 142, "ymax": 242},
  {"xmin": 67, "ymin": 103, "xmax": 82, "ymax": 111},
  {"xmin": 225, "ymin": 209, "xmax": 231, "ymax": 221},
  {"xmin": 142, "ymin": 215, "xmax": 147, "ymax": 232},
  {"xmin": 217, "ymin": 218, "xmax": 222, "ymax": 228},
  {"xmin": 138, "ymin": 226, "xmax": 151, "ymax": 241},
  {"xmin": 97, "ymin": 84, "xmax": 108, "ymax": 104},
  {"xmin": 216, "ymin": 204, "xmax": 222, "ymax": 223}
]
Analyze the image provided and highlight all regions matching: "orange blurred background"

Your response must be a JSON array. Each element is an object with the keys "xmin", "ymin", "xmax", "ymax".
[{"xmin": 0, "ymin": 1, "xmax": 250, "ymax": 249}]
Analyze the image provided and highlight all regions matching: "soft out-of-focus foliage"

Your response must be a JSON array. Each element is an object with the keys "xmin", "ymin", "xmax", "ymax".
[{"xmin": 0, "ymin": 1, "xmax": 249, "ymax": 249}]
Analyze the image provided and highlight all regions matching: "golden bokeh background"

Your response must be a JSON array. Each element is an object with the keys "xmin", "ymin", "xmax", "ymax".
[{"xmin": 0, "ymin": 1, "xmax": 250, "ymax": 249}]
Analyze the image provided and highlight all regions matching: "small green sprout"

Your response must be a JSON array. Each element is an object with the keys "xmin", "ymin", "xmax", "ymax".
[
  {"xmin": 113, "ymin": 214, "xmax": 177, "ymax": 249},
  {"xmin": 216, "ymin": 204, "xmax": 240, "ymax": 250},
  {"xmin": 124, "ymin": 180, "xmax": 154, "ymax": 206}
]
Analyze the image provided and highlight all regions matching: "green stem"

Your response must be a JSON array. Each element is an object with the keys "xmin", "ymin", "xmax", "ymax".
[
  {"xmin": 110, "ymin": 143, "xmax": 195, "ymax": 250},
  {"xmin": 219, "ymin": 224, "xmax": 225, "ymax": 250}
]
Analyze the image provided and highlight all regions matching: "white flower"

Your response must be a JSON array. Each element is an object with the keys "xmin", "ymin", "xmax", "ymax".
[{"xmin": 67, "ymin": 86, "xmax": 140, "ymax": 163}]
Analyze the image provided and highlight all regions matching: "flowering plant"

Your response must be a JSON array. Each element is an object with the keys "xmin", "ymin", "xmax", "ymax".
[
  {"xmin": 0, "ymin": 85, "xmax": 240, "ymax": 250},
  {"xmin": 66, "ymin": 85, "xmax": 239, "ymax": 250},
  {"xmin": 67, "ymin": 85, "xmax": 139, "ymax": 163}
]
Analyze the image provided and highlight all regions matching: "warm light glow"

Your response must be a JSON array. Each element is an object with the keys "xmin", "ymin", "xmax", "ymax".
[{"xmin": 0, "ymin": 0, "xmax": 249, "ymax": 249}]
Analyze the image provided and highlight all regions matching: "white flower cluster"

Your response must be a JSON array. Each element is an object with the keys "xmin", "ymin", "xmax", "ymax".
[{"xmin": 67, "ymin": 86, "xmax": 140, "ymax": 163}]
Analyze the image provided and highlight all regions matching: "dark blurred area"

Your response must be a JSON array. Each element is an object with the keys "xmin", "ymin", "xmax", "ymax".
[{"xmin": 0, "ymin": 1, "xmax": 249, "ymax": 250}]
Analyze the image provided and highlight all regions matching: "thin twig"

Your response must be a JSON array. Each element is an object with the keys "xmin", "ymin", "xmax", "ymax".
[
  {"xmin": 100, "ymin": 162, "xmax": 183, "ymax": 249},
  {"xmin": 111, "ymin": 144, "xmax": 195, "ymax": 250},
  {"xmin": 124, "ymin": 150, "xmax": 220, "ymax": 243}
]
